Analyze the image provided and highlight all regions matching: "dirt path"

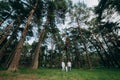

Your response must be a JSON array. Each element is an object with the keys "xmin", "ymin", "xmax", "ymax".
[{"xmin": 0, "ymin": 74, "xmax": 40, "ymax": 80}]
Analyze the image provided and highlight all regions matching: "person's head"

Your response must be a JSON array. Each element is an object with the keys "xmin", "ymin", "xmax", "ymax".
[{"xmin": 68, "ymin": 59, "xmax": 71, "ymax": 62}]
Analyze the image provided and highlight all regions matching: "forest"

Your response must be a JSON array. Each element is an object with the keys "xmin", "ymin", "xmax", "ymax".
[{"xmin": 0, "ymin": 0, "xmax": 120, "ymax": 77}]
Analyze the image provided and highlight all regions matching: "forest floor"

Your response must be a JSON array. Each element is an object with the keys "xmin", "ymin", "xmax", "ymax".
[{"xmin": 0, "ymin": 68, "xmax": 120, "ymax": 80}]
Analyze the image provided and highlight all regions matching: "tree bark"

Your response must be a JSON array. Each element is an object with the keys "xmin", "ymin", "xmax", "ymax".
[
  {"xmin": 32, "ymin": 29, "xmax": 45, "ymax": 69},
  {"xmin": 8, "ymin": 3, "xmax": 37, "ymax": 71},
  {"xmin": 0, "ymin": 21, "xmax": 14, "ymax": 45},
  {"xmin": 101, "ymin": 34, "xmax": 120, "ymax": 68},
  {"xmin": 50, "ymin": 37, "xmax": 54, "ymax": 67},
  {"xmin": 88, "ymin": 38, "xmax": 107, "ymax": 67},
  {"xmin": 32, "ymin": 14, "xmax": 49, "ymax": 69},
  {"xmin": 76, "ymin": 18, "xmax": 92, "ymax": 69},
  {"xmin": 94, "ymin": 34, "xmax": 115, "ymax": 67},
  {"xmin": 0, "ymin": 23, "xmax": 19, "ymax": 62}
]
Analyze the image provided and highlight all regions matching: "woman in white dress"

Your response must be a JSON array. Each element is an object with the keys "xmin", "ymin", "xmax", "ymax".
[{"xmin": 61, "ymin": 61, "xmax": 65, "ymax": 71}]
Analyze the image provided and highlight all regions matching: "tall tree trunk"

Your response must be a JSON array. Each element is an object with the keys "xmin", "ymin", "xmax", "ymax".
[
  {"xmin": 88, "ymin": 38, "xmax": 107, "ymax": 67},
  {"xmin": 53, "ymin": 34, "xmax": 62, "ymax": 68},
  {"xmin": 0, "ymin": 23, "xmax": 19, "ymax": 62},
  {"xmin": 108, "ymin": 31, "xmax": 120, "ymax": 64},
  {"xmin": 32, "ymin": 29, "xmax": 45, "ymax": 69},
  {"xmin": 32, "ymin": 15, "xmax": 49, "ymax": 69},
  {"xmin": 101, "ymin": 34, "xmax": 120, "ymax": 68},
  {"xmin": 0, "ymin": 21, "xmax": 14, "ymax": 45},
  {"xmin": 0, "ymin": 22, "xmax": 14, "ymax": 38},
  {"xmin": 76, "ymin": 52, "xmax": 81, "ymax": 68},
  {"xmin": 94, "ymin": 34, "xmax": 115, "ymax": 67},
  {"xmin": 76, "ymin": 18, "xmax": 92, "ymax": 69},
  {"xmin": 50, "ymin": 37, "xmax": 54, "ymax": 68},
  {"xmin": 65, "ymin": 36, "xmax": 70, "ymax": 63},
  {"xmin": 4, "ymin": 20, "xmax": 21, "ymax": 68},
  {"xmin": 8, "ymin": 3, "xmax": 37, "ymax": 71},
  {"xmin": 5, "ymin": 47, "xmax": 16, "ymax": 68}
]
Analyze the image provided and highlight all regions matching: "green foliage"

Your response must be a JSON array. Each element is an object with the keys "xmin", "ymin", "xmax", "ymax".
[
  {"xmin": 0, "ymin": 1, "xmax": 11, "ymax": 20},
  {"xmin": 95, "ymin": 0, "xmax": 120, "ymax": 21}
]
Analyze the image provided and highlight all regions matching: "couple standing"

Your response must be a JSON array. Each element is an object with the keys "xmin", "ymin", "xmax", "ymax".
[{"xmin": 61, "ymin": 61, "xmax": 72, "ymax": 72}]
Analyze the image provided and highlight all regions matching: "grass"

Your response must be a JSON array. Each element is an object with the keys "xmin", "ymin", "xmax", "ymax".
[{"xmin": 0, "ymin": 68, "xmax": 120, "ymax": 80}]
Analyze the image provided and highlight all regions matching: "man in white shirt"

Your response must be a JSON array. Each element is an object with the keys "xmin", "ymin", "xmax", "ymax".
[{"xmin": 67, "ymin": 61, "xmax": 72, "ymax": 71}]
